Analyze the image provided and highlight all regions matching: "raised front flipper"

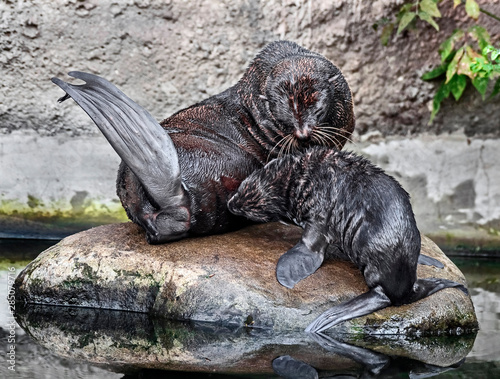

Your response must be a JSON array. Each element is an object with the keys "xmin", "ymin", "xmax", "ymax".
[
  {"xmin": 52, "ymin": 72, "xmax": 185, "ymax": 211},
  {"xmin": 305, "ymin": 285, "xmax": 392, "ymax": 333},
  {"xmin": 418, "ymin": 254, "xmax": 445, "ymax": 269},
  {"xmin": 52, "ymin": 72, "xmax": 191, "ymax": 243},
  {"xmin": 276, "ymin": 225, "xmax": 327, "ymax": 289}
]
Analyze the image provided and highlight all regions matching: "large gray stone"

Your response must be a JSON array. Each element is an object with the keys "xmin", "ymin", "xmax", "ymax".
[{"xmin": 14, "ymin": 222, "xmax": 478, "ymax": 335}]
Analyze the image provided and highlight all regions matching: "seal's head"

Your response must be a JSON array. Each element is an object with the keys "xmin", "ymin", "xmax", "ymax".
[
  {"xmin": 264, "ymin": 56, "xmax": 354, "ymax": 156},
  {"xmin": 227, "ymin": 159, "xmax": 289, "ymax": 223}
]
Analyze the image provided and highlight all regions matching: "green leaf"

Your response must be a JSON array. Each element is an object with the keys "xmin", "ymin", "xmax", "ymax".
[
  {"xmin": 470, "ymin": 57, "xmax": 486, "ymax": 74},
  {"xmin": 439, "ymin": 29, "xmax": 465, "ymax": 62},
  {"xmin": 472, "ymin": 76, "xmax": 489, "ymax": 98},
  {"xmin": 484, "ymin": 45, "xmax": 500, "ymax": 62},
  {"xmin": 418, "ymin": 11, "xmax": 439, "ymax": 31},
  {"xmin": 449, "ymin": 74, "xmax": 467, "ymax": 101},
  {"xmin": 397, "ymin": 11, "xmax": 416, "ymax": 34},
  {"xmin": 465, "ymin": 0, "xmax": 480, "ymax": 20},
  {"xmin": 469, "ymin": 26, "xmax": 491, "ymax": 51},
  {"xmin": 420, "ymin": 0, "xmax": 441, "ymax": 18},
  {"xmin": 430, "ymin": 81, "xmax": 451, "ymax": 124},
  {"xmin": 399, "ymin": 3, "xmax": 414, "ymax": 15},
  {"xmin": 421, "ymin": 64, "xmax": 447, "ymax": 80},
  {"xmin": 446, "ymin": 47, "xmax": 464, "ymax": 83},
  {"xmin": 460, "ymin": 46, "xmax": 481, "ymax": 79},
  {"xmin": 491, "ymin": 78, "xmax": 500, "ymax": 98},
  {"xmin": 380, "ymin": 23, "xmax": 395, "ymax": 46},
  {"xmin": 453, "ymin": 0, "xmax": 461, "ymax": 8}
]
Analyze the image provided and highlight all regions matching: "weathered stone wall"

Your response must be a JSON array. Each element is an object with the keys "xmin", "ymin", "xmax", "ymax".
[
  {"xmin": 2, "ymin": 0, "xmax": 499, "ymax": 136},
  {"xmin": 1, "ymin": 0, "xmax": 499, "ymax": 246}
]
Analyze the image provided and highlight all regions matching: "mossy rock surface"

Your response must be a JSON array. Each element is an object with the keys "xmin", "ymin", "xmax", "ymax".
[{"xmin": 14, "ymin": 222, "xmax": 478, "ymax": 334}]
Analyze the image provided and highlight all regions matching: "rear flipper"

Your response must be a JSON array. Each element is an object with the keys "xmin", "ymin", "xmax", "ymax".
[
  {"xmin": 418, "ymin": 254, "xmax": 445, "ymax": 269},
  {"xmin": 409, "ymin": 277, "xmax": 468, "ymax": 302},
  {"xmin": 305, "ymin": 278, "xmax": 468, "ymax": 333},
  {"xmin": 52, "ymin": 72, "xmax": 191, "ymax": 243},
  {"xmin": 305, "ymin": 285, "xmax": 391, "ymax": 333},
  {"xmin": 276, "ymin": 225, "xmax": 326, "ymax": 289}
]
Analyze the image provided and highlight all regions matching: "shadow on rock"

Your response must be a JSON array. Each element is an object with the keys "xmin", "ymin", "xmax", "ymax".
[{"xmin": 15, "ymin": 304, "xmax": 476, "ymax": 377}]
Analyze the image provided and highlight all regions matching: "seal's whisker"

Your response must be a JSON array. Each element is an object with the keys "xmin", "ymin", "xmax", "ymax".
[
  {"xmin": 287, "ymin": 136, "xmax": 296, "ymax": 157},
  {"xmin": 268, "ymin": 134, "xmax": 292, "ymax": 162},
  {"xmin": 278, "ymin": 135, "xmax": 293, "ymax": 159},
  {"xmin": 317, "ymin": 126, "xmax": 357, "ymax": 146},
  {"xmin": 310, "ymin": 133, "xmax": 323, "ymax": 146},
  {"xmin": 314, "ymin": 129, "xmax": 341, "ymax": 148}
]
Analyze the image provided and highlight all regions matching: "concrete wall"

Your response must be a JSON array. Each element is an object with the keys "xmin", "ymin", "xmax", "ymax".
[{"xmin": 1, "ymin": 0, "xmax": 499, "ymax": 247}]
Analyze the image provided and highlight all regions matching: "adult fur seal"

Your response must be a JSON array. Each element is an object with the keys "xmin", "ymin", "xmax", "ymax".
[
  {"xmin": 51, "ymin": 41, "xmax": 355, "ymax": 244},
  {"xmin": 227, "ymin": 146, "xmax": 468, "ymax": 333}
]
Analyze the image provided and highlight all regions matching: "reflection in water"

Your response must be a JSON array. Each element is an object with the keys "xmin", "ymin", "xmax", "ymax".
[
  {"xmin": 272, "ymin": 333, "xmax": 467, "ymax": 378},
  {"xmin": 15, "ymin": 303, "xmax": 475, "ymax": 378}
]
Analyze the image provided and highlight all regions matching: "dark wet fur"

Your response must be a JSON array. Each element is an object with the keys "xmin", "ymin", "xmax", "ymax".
[
  {"xmin": 228, "ymin": 146, "xmax": 468, "ymax": 332},
  {"xmin": 53, "ymin": 41, "xmax": 354, "ymax": 244}
]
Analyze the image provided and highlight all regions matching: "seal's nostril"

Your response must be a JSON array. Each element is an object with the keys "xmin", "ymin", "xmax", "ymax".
[{"xmin": 294, "ymin": 128, "xmax": 311, "ymax": 141}]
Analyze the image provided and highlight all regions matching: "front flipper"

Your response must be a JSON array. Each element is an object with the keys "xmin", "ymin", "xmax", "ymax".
[
  {"xmin": 52, "ymin": 72, "xmax": 186, "ymax": 211},
  {"xmin": 276, "ymin": 224, "xmax": 327, "ymax": 289},
  {"xmin": 276, "ymin": 242, "xmax": 324, "ymax": 289},
  {"xmin": 305, "ymin": 285, "xmax": 392, "ymax": 333},
  {"xmin": 418, "ymin": 254, "xmax": 444, "ymax": 269}
]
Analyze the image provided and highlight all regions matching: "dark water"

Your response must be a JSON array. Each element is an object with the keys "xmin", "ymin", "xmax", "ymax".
[{"xmin": 1, "ymin": 239, "xmax": 499, "ymax": 378}]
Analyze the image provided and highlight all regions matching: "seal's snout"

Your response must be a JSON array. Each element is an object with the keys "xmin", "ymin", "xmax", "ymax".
[{"xmin": 294, "ymin": 126, "xmax": 312, "ymax": 141}]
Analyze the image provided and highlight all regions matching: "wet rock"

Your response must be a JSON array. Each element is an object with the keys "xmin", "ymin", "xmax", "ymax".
[{"xmin": 14, "ymin": 222, "xmax": 478, "ymax": 334}]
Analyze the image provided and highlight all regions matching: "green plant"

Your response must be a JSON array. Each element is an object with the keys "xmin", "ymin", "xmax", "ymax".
[{"xmin": 376, "ymin": 0, "xmax": 500, "ymax": 123}]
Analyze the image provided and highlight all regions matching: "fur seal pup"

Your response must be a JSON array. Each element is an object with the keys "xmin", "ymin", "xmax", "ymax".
[
  {"xmin": 51, "ymin": 41, "xmax": 355, "ymax": 244},
  {"xmin": 227, "ymin": 146, "xmax": 468, "ymax": 333}
]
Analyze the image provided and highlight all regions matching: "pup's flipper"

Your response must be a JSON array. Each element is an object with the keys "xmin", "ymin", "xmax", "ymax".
[
  {"xmin": 305, "ymin": 285, "xmax": 391, "ymax": 333},
  {"xmin": 306, "ymin": 278, "xmax": 468, "ymax": 333},
  {"xmin": 52, "ymin": 72, "xmax": 185, "ymax": 211},
  {"xmin": 418, "ymin": 254, "xmax": 444, "ymax": 269},
  {"xmin": 276, "ymin": 242, "xmax": 324, "ymax": 289},
  {"xmin": 276, "ymin": 224, "xmax": 327, "ymax": 289},
  {"xmin": 409, "ymin": 278, "xmax": 469, "ymax": 302}
]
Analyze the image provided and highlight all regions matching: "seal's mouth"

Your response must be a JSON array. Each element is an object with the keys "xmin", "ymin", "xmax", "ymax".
[{"xmin": 295, "ymin": 139, "xmax": 314, "ymax": 150}]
